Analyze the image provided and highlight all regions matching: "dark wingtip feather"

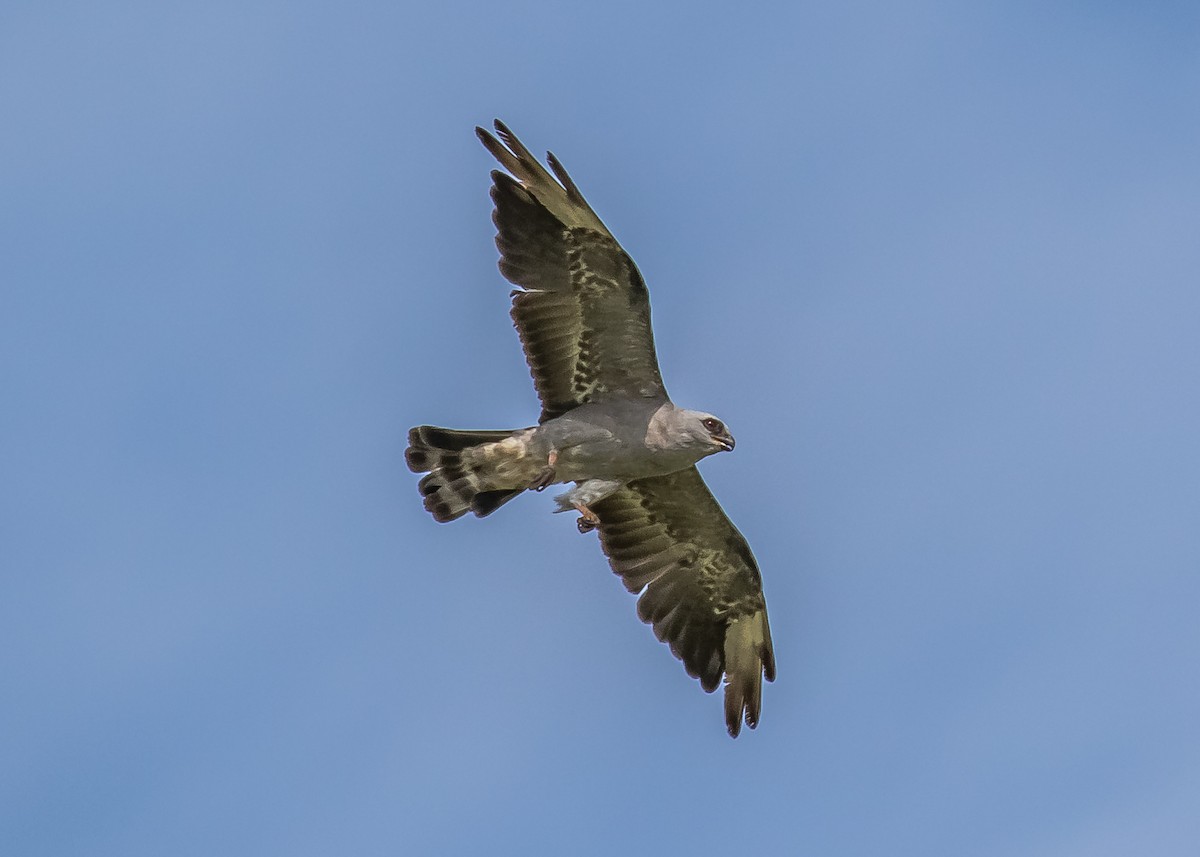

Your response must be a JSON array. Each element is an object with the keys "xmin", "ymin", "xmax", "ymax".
[
  {"xmin": 722, "ymin": 660, "xmax": 743, "ymax": 734},
  {"xmin": 490, "ymin": 170, "xmax": 534, "ymax": 204},
  {"xmin": 479, "ymin": 127, "xmax": 524, "ymax": 180},
  {"xmin": 726, "ymin": 699, "xmax": 744, "ymax": 738},
  {"xmin": 490, "ymin": 120, "xmax": 547, "ymax": 181},
  {"xmin": 722, "ymin": 611, "xmax": 772, "ymax": 737},
  {"xmin": 723, "ymin": 677, "xmax": 762, "ymax": 738},
  {"xmin": 545, "ymin": 150, "xmax": 585, "ymax": 203},
  {"xmin": 763, "ymin": 645, "xmax": 777, "ymax": 683}
]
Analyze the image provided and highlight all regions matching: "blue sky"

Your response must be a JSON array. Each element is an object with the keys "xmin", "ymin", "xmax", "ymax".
[{"xmin": 3, "ymin": 2, "xmax": 1199, "ymax": 854}]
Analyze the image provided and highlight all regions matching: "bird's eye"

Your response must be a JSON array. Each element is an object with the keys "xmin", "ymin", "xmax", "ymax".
[{"xmin": 702, "ymin": 418, "xmax": 723, "ymax": 434}]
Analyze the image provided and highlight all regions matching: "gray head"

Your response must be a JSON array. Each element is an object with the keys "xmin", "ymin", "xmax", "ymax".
[{"xmin": 673, "ymin": 408, "xmax": 736, "ymax": 456}]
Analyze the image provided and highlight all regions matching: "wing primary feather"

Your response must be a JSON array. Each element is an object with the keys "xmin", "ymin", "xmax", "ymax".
[
  {"xmin": 723, "ymin": 611, "xmax": 773, "ymax": 737},
  {"xmin": 724, "ymin": 680, "xmax": 746, "ymax": 738},
  {"xmin": 545, "ymin": 150, "xmax": 587, "ymax": 206},
  {"xmin": 476, "ymin": 127, "xmax": 525, "ymax": 180},
  {"xmin": 491, "ymin": 119, "xmax": 560, "ymax": 190}
]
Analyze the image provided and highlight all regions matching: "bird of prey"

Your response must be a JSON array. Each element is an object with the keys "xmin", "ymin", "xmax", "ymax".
[{"xmin": 406, "ymin": 121, "xmax": 775, "ymax": 736}]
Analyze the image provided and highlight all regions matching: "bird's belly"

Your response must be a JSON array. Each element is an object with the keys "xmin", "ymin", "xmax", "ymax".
[{"xmin": 554, "ymin": 441, "xmax": 698, "ymax": 482}]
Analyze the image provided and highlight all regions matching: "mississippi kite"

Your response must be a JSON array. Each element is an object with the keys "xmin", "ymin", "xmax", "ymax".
[{"xmin": 406, "ymin": 121, "xmax": 775, "ymax": 736}]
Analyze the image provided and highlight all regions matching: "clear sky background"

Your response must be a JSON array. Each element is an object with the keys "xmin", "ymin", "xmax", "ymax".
[{"xmin": 3, "ymin": 2, "xmax": 1199, "ymax": 855}]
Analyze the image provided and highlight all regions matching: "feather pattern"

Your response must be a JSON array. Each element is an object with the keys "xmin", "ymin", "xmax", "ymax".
[
  {"xmin": 591, "ymin": 467, "xmax": 776, "ymax": 737},
  {"xmin": 478, "ymin": 121, "xmax": 666, "ymax": 422}
]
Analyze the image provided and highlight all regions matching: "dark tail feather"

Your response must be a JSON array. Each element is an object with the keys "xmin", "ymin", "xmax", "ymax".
[
  {"xmin": 471, "ymin": 488, "xmax": 522, "ymax": 517},
  {"xmin": 406, "ymin": 426, "xmax": 524, "ymax": 522}
]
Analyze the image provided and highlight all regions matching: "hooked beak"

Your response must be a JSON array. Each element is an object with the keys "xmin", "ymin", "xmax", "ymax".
[{"xmin": 714, "ymin": 433, "xmax": 736, "ymax": 452}]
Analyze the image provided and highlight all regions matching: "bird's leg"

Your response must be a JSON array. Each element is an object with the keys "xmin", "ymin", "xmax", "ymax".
[
  {"xmin": 528, "ymin": 449, "xmax": 558, "ymax": 492},
  {"xmin": 552, "ymin": 479, "xmax": 618, "ymax": 532},
  {"xmin": 574, "ymin": 503, "xmax": 599, "ymax": 534}
]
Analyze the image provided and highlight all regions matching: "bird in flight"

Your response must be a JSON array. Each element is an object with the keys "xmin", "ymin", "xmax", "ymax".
[{"xmin": 406, "ymin": 121, "xmax": 775, "ymax": 736}]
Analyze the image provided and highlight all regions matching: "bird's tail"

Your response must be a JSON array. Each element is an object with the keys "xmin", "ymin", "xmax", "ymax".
[{"xmin": 405, "ymin": 425, "xmax": 527, "ymax": 522}]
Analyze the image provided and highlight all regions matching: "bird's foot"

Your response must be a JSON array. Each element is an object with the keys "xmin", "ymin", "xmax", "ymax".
[
  {"xmin": 528, "ymin": 449, "xmax": 559, "ymax": 492},
  {"xmin": 574, "ymin": 503, "xmax": 599, "ymax": 534}
]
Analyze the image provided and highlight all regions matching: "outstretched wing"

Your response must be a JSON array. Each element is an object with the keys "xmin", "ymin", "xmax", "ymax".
[
  {"xmin": 590, "ymin": 468, "xmax": 776, "ymax": 737},
  {"xmin": 477, "ymin": 120, "xmax": 666, "ymax": 422}
]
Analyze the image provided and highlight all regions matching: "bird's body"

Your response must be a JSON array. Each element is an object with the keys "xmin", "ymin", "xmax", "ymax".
[
  {"xmin": 407, "ymin": 121, "xmax": 776, "ymax": 736},
  {"xmin": 410, "ymin": 400, "xmax": 734, "ymax": 522}
]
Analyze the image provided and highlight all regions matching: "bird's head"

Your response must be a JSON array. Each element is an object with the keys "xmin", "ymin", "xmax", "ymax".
[{"xmin": 681, "ymin": 410, "xmax": 736, "ymax": 455}]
